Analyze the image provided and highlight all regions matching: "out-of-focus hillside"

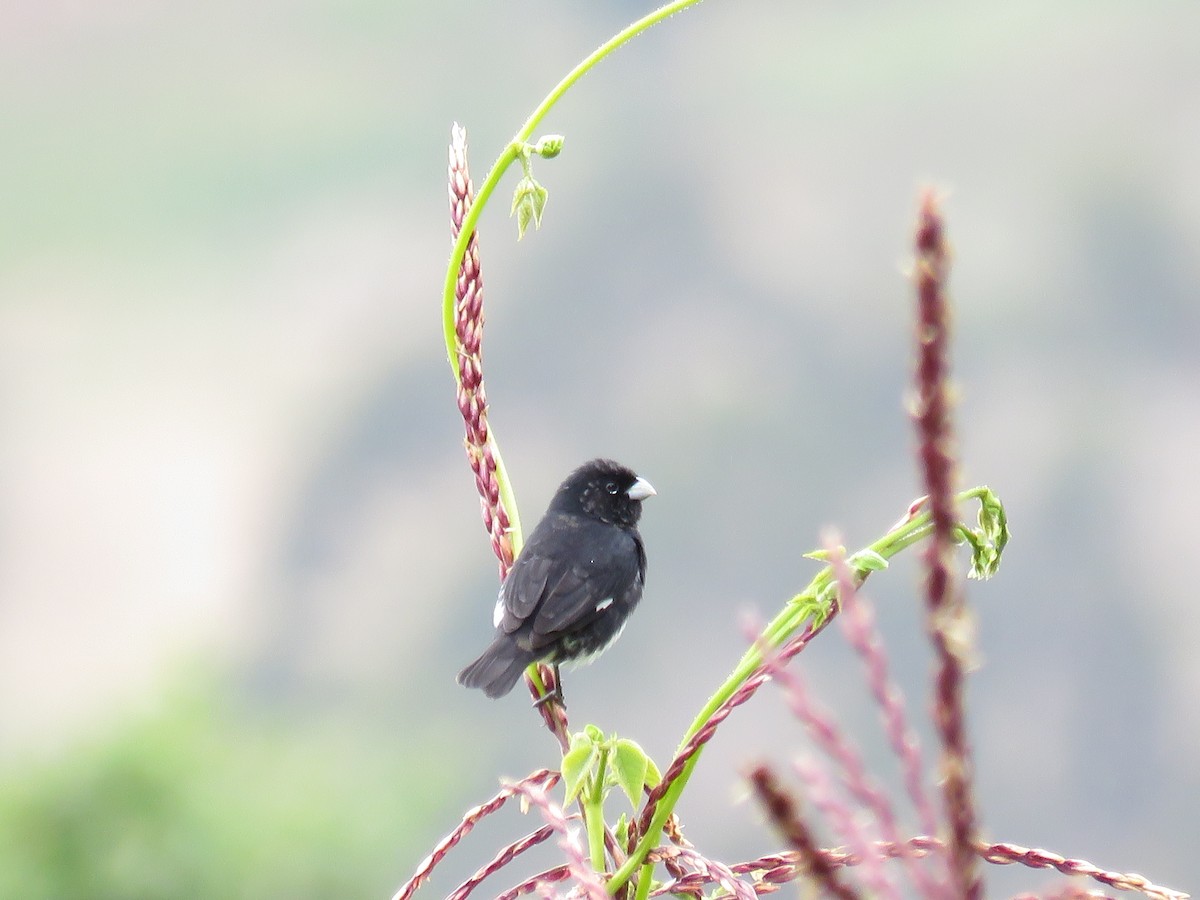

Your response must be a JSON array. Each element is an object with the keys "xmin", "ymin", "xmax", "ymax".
[{"xmin": 1, "ymin": 2, "xmax": 1197, "ymax": 896}]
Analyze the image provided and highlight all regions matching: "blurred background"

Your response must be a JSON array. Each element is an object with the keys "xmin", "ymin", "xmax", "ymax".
[{"xmin": 2, "ymin": 1, "xmax": 1198, "ymax": 897}]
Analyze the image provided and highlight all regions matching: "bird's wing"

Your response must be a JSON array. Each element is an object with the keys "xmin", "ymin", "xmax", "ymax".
[
  {"xmin": 498, "ymin": 511, "xmax": 586, "ymax": 625},
  {"xmin": 498, "ymin": 553, "xmax": 554, "ymax": 627},
  {"xmin": 529, "ymin": 533, "xmax": 640, "ymax": 638},
  {"xmin": 497, "ymin": 516, "xmax": 640, "ymax": 642}
]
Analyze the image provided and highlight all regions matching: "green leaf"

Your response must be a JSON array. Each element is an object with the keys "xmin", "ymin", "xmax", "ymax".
[
  {"xmin": 584, "ymin": 724, "xmax": 604, "ymax": 743},
  {"xmin": 611, "ymin": 739, "xmax": 650, "ymax": 809},
  {"xmin": 642, "ymin": 753, "xmax": 662, "ymax": 789},
  {"xmin": 561, "ymin": 735, "xmax": 597, "ymax": 804},
  {"xmin": 788, "ymin": 586, "xmax": 819, "ymax": 606},
  {"xmin": 515, "ymin": 200, "xmax": 534, "ymax": 240},
  {"xmin": 614, "ymin": 813, "xmax": 629, "ymax": 848},
  {"xmin": 511, "ymin": 175, "xmax": 545, "ymax": 241},
  {"xmin": 530, "ymin": 183, "xmax": 548, "ymax": 226},
  {"xmin": 510, "ymin": 175, "xmax": 532, "ymax": 216},
  {"xmin": 816, "ymin": 581, "xmax": 838, "ymax": 609},
  {"xmin": 849, "ymin": 549, "xmax": 889, "ymax": 572}
]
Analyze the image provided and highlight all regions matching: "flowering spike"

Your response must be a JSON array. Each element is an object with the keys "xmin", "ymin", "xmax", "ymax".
[
  {"xmin": 390, "ymin": 769, "xmax": 560, "ymax": 900},
  {"xmin": 449, "ymin": 124, "xmax": 567, "ymax": 749},
  {"xmin": 825, "ymin": 536, "xmax": 949, "ymax": 899},
  {"xmin": 911, "ymin": 188, "xmax": 981, "ymax": 899},
  {"xmin": 747, "ymin": 764, "xmax": 861, "ymax": 900},
  {"xmin": 492, "ymin": 866, "xmax": 572, "ymax": 900},
  {"xmin": 506, "ymin": 780, "xmax": 608, "ymax": 900},
  {"xmin": 446, "ymin": 825, "xmax": 557, "ymax": 900},
  {"xmin": 635, "ymin": 619, "xmax": 833, "ymax": 840},
  {"xmin": 448, "ymin": 124, "xmax": 514, "ymax": 580}
]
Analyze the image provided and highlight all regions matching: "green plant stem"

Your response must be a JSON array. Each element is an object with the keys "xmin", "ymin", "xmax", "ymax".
[
  {"xmin": 584, "ymin": 750, "xmax": 609, "ymax": 872},
  {"xmin": 583, "ymin": 791, "xmax": 606, "ymax": 874},
  {"xmin": 444, "ymin": 0, "xmax": 706, "ymax": 696},
  {"xmin": 680, "ymin": 515, "xmax": 933, "ymax": 747},
  {"xmin": 632, "ymin": 864, "xmax": 653, "ymax": 900},
  {"xmin": 606, "ymin": 487, "xmax": 993, "ymax": 895},
  {"xmin": 513, "ymin": 0, "xmax": 704, "ymax": 152},
  {"xmin": 442, "ymin": 0, "xmax": 706, "ymax": 389}
]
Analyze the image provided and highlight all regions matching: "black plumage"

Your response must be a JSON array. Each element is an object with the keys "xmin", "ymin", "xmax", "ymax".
[{"xmin": 457, "ymin": 458, "xmax": 655, "ymax": 701}]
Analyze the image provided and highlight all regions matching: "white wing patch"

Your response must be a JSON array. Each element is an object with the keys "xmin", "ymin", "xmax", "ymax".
[
  {"xmin": 493, "ymin": 593, "xmax": 505, "ymax": 628},
  {"xmin": 595, "ymin": 597, "xmax": 614, "ymax": 613}
]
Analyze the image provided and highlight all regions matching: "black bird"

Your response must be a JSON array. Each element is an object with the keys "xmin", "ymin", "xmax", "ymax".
[{"xmin": 457, "ymin": 458, "xmax": 655, "ymax": 702}]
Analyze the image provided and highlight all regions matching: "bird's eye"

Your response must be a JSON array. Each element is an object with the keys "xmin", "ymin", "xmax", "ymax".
[{"xmin": 605, "ymin": 481, "xmax": 619, "ymax": 494}]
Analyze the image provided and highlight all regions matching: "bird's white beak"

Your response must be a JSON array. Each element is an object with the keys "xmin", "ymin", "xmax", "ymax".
[{"xmin": 626, "ymin": 477, "xmax": 656, "ymax": 501}]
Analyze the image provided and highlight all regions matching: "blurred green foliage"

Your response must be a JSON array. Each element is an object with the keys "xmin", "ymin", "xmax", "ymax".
[{"xmin": 0, "ymin": 674, "xmax": 452, "ymax": 899}]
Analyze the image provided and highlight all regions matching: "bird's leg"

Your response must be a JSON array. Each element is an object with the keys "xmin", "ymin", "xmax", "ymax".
[{"xmin": 532, "ymin": 663, "xmax": 565, "ymax": 709}]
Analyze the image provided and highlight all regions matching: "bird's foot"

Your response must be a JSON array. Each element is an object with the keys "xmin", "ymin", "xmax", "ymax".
[
  {"xmin": 532, "ymin": 690, "xmax": 563, "ymax": 710},
  {"xmin": 532, "ymin": 664, "xmax": 565, "ymax": 709}
]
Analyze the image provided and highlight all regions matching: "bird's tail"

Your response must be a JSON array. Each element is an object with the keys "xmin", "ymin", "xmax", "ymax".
[{"xmin": 457, "ymin": 638, "xmax": 537, "ymax": 699}]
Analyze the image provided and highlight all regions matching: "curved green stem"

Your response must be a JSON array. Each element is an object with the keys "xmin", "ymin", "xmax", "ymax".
[
  {"xmin": 678, "ymin": 485, "xmax": 996, "ymax": 749},
  {"xmin": 511, "ymin": 0, "xmax": 704, "ymax": 151},
  {"xmin": 678, "ymin": 515, "xmax": 931, "ymax": 748},
  {"xmin": 442, "ymin": 0, "xmax": 705, "ymax": 384},
  {"xmin": 606, "ymin": 486, "xmax": 997, "ymax": 895},
  {"xmin": 443, "ymin": 0, "xmax": 706, "ymax": 558}
]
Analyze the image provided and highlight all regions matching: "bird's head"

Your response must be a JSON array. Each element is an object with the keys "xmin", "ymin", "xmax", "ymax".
[{"xmin": 553, "ymin": 458, "xmax": 655, "ymax": 528}]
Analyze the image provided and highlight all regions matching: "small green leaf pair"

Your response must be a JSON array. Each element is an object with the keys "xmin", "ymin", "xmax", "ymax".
[
  {"xmin": 562, "ymin": 724, "xmax": 662, "ymax": 810},
  {"xmin": 510, "ymin": 134, "xmax": 564, "ymax": 240},
  {"xmin": 511, "ymin": 176, "xmax": 548, "ymax": 241}
]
